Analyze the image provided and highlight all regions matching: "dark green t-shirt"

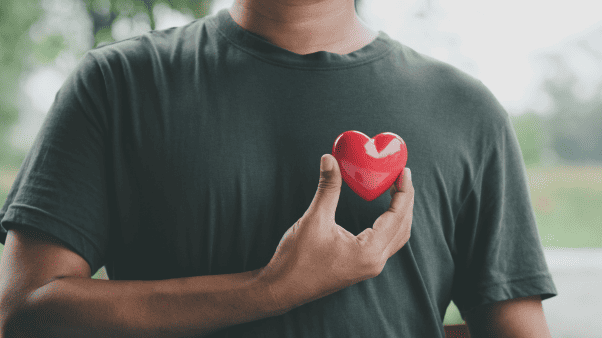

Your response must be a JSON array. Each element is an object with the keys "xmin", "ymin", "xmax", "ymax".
[{"xmin": 0, "ymin": 8, "xmax": 557, "ymax": 337}]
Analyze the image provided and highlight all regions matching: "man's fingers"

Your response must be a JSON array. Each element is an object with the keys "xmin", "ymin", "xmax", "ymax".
[
  {"xmin": 389, "ymin": 167, "xmax": 411, "ymax": 197},
  {"xmin": 375, "ymin": 168, "xmax": 414, "ymax": 258},
  {"xmin": 383, "ymin": 196, "xmax": 413, "ymax": 258},
  {"xmin": 373, "ymin": 197, "xmax": 413, "ymax": 259},
  {"xmin": 388, "ymin": 168, "xmax": 412, "ymax": 211}
]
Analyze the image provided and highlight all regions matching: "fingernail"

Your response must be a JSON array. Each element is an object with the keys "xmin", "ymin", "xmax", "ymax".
[
  {"xmin": 321, "ymin": 154, "xmax": 332, "ymax": 171},
  {"xmin": 407, "ymin": 168, "xmax": 411, "ymax": 180}
]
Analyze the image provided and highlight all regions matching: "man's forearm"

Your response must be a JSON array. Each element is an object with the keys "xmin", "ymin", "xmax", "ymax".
[{"xmin": 5, "ymin": 268, "xmax": 283, "ymax": 338}]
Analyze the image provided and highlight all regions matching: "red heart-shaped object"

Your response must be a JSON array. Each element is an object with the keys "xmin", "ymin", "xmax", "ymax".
[{"xmin": 332, "ymin": 131, "xmax": 408, "ymax": 202}]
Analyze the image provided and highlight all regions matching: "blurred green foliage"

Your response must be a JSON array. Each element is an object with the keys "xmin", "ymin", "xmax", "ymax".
[
  {"xmin": 0, "ymin": 0, "xmax": 44, "ymax": 167},
  {"xmin": 83, "ymin": 0, "xmax": 214, "ymax": 48},
  {"xmin": 509, "ymin": 112, "xmax": 546, "ymax": 167},
  {"xmin": 32, "ymin": 33, "xmax": 67, "ymax": 64}
]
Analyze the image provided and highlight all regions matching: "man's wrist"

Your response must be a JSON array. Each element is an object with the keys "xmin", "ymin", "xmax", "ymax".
[{"xmin": 255, "ymin": 267, "xmax": 288, "ymax": 316}]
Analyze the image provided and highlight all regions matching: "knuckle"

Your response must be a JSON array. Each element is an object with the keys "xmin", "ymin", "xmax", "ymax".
[
  {"xmin": 404, "ymin": 222, "xmax": 412, "ymax": 242},
  {"xmin": 370, "ymin": 258, "xmax": 386, "ymax": 277},
  {"xmin": 355, "ymin": 248, "xmax": 375, "ymax": 267},
  {"xmin": 318, "ymin": 176, "xmax": 338, "ymax": 189},
  {"xmin": 356, "ymin": 258, "xmax": 381, "ymax": 279},
  {"xmin": 363, "ymin": 248, "xmax": 385, "ymax": 274}
]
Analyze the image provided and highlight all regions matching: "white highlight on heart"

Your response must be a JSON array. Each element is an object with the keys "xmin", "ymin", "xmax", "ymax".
[{"xmin": 364, "ymin": 138, "xmax": 402, "ymax": 159}]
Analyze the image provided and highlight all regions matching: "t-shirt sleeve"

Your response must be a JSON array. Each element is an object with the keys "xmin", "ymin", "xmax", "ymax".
[
  {"xmin": 0, "ymin": 51, "xmax": 110, "ymax": 276},
  {"xmin": 450, "ymin": 110, "xmax": 558, "ymax": 318}
]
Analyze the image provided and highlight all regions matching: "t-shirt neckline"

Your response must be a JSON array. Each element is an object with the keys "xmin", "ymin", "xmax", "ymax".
[{"xmin": 207, "ymin": 8, "xmax": 394, "ymax": 69}]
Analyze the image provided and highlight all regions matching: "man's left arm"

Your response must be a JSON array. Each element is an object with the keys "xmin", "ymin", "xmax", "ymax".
[{"xmin": 464, "ymin": 295, "xmax": 552, "ymax": 337}]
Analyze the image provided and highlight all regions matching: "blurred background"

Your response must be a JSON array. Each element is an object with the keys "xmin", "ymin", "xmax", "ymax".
[{"xmin": 0, "ymin": 0, "xmax": 600, "ymax": 336}]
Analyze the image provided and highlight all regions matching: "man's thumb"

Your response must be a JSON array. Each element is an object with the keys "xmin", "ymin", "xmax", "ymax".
[{"xmin": 308, "ymin": 154, "xmax": 342, "ymax": 217}]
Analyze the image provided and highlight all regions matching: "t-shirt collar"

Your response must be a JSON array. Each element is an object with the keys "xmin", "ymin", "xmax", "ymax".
[{"xmin": 207, "ymin": 8, "xmax": 393, "ymax": 68}]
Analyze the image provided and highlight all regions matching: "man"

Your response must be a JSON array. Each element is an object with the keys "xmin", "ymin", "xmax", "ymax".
[{"xmin": 0, "ymin": 0, "xmax": 557, "ymax": 336}]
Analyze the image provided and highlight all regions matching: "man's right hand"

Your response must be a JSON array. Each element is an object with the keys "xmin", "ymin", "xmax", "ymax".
[{"xmin": 258, "ymin": 154, "xmax": 414, "ymax": 314}]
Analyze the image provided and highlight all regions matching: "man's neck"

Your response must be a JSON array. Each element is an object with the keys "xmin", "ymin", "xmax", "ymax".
[{"xmin": 228, "ymin": 0, "xmax": 378, "ymax": 55}]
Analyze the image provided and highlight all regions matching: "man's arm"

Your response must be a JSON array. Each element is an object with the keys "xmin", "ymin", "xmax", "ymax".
[
  {"xmin": 4, "ymin": 269, "xmax": 284, "ymax": 338},
  {"xmin": 464, "ymin": 295, "xmax": 552, "ymax": 338}
]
